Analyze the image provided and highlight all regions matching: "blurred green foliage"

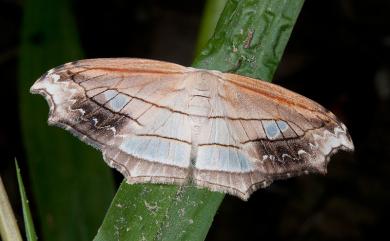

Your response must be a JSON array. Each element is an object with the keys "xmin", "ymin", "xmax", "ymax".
[{"xmin": 18, "ymin": 0, "xmax": 115, "ymax": 240}]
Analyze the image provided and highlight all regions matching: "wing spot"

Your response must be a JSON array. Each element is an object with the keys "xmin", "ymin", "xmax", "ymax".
[
  {"xmin": 276, "ymin": 120, "xmax": 288, "ymax": 131},
  {"xmin": 298, "ymin": 149, "xmax": 308, "ymax": 156},
  {"xmin": 92, "ymin": 117, "xmax": 98, "ymax": 126},
  {"xmin": 262, "ymin": 120, "xmax": 282, "ymax": 140}
]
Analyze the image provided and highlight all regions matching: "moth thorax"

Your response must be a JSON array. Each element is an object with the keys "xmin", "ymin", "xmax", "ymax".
[{"xmin": 187, "ymin": 71, "xmax": 213, "ymax": 117}]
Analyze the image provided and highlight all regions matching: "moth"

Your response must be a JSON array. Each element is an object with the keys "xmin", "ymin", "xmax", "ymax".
[{"xmin": 30, "ymin": 58, "xmax": 354, "ymax": 200}]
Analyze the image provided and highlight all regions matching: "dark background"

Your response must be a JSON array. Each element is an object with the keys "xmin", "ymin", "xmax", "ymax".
[{"xmin": 1, "ymin": 0, "xmax": 390, "ymax": 240}]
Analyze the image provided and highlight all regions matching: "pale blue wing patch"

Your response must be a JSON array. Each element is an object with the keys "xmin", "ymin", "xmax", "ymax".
[
  {"xmin": 262, "ymin": 120, "xmax": 283, "ymax": 140},
  {"xmin": 93, "ymin": 89, "xmax": 118, "ymax": 105},
  {"xmin": 196, "ymin": 146, "xmax": 255, "ymax": 172},
  {"xmin": 276, "ymin": 120, "xmax": 288, "ymax": 131},
  {"xmin": 119, "ymin": 136, "xmax": 191, "ymax": 168},
  {"xmin": 276, "ymin": 120, "xmax": 297, "ymax": 138},
  {"xmin": 169, "ymin": 141, "xmax": 192, "ymax": 167},
  {"xmin": 105, "ymin": 93, "xmax": 131, "ymax": 112}
]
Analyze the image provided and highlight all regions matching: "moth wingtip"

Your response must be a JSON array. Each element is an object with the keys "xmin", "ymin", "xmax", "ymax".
[
  {"xmin": 30, "ymin": 70, "xmax": 51, "ymax": 94},
  {"xmin": 29, "ymin": 85, "xmax": 37, "ymax": 94},
  {"xmin": 341, "ymin": 124, "xmax": 354, "ymax": 149},
  {"xmin": 344, "ymin": 142, "xmax": 355, "ymax": 153},
  {"xmin": 316, "ymin": 165, "xmax": 328, "ymax": 175},
  {"xmin": 239, "ymin": 194, "xmax": 250, "ymax": 201},
  {"xmin": 30, "ymin": 78, "xmax": 41, "ymax": 94},
  {"xmin": 345, "ymin": 135, "xmax": 355, "ymax": 152},
  {"xmin": 47, "ymin": 114, "xmax": 60, "ymax": 125}
]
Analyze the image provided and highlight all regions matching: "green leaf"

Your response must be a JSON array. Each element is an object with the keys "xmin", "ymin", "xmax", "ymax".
[
  {"xmin": 15, "ymin": 160, "xmax": 38, "ymax": 241},
  {"xmin": 0, "ymin": 175, "xmax": 23, "ymax": 241},
  {"xmin": 94, "ymin": 0, "xmax": 304, "ymax": 240},
  {"xmin": 194, "ymin": 0, "xmax": 305, "ymax": 81},
  {"xmin": 195, "ymin": 0, "xmax": 228, "ymax": 55},
  {"xmin": 18, "ymin": 0, "xmax": 115, "ymax": 240},
  {"xmin": 94, "ymin": 182, "xmax": 223, "ymax": 241}
]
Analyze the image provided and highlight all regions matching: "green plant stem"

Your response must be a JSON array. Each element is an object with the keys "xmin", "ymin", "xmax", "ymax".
[
  {"xmin": 16, "ymin": 160, "xmax": 38, "ymax": 241},
  {"xmin": 94, "ymin": 0, "xmax": 305, "ymax": 240},
  {"xmin": 0, "ymin": 175, "xmax": 23, "ymax": 241}
]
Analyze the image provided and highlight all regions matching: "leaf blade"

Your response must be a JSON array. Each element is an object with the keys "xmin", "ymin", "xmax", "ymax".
[
  {"xmin": 15, "ymin": 160, "xmax": 38, "ymax": 241},
  {"xmin": 194, "ymin": 0, "xmax": 305, "ymax": 81},
  {"xmin": 195, "ymin": 0, "xmax": 229, "ymax": 55},
  {"xmin": 0, "ymin": 175, "xmax": 23, "ymax": 241}
]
